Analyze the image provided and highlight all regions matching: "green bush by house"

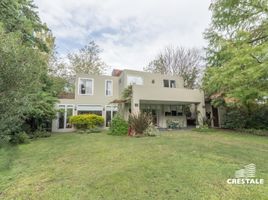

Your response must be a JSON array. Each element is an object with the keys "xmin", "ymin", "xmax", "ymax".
[
  {"xmin": 69, "ymin": 114, "xmax": 104, "ymax": 130},
  {"xmin": 109, "ymin": 116, "xmax": 128, "ymax": 135}
]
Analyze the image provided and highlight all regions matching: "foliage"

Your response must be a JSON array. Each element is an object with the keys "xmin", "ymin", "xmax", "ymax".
[
  {"xmin": 0, "ymin": 0, "xmax": 54, "ymax": 53},
  {"xmin": 0, "ymin": 1, "xmax": 61, "ymax": 144},
  {"xmin": 203, "ymin": 0, "xmax": 268, "ymax": 108},
  {"xmin": 144, "ymin": 125, "xmax": 160, "ymax": 137},
  {"xmin": 24, "ymin": 92, "xmax": 58, "ymax": 132},
  {"xmin": 9, "ymin": 132, "xmax": 30, "ymax": 144},
  {"xmin": 69, "ymin": 114, "xmax": 104, "ymax": 130},
  {"xmin": 223, "ymin": 106, "xmax": 268, "ymax": 130},
  {"xmin": 0, "ymin": 26, "xmax": 48, "ymax": 142},
  {"xmin": 109, "ymin": 115, "xmax": 128, "ymax": 136},
  {"xmin": 144, "ymin": 46, "xmax": 203, "ymax": 88},
  {"xmin": 128, "ymin": 112, "xmax": 152, "ymax": 135},
  {"xmin": 28, "ymin": 130, "xmax": 52, "ymax": 139},
  {"xmin": 68, "ymin": 41, "xmax": 107, "ymax": 75},
  {"xmin": 122, "ymin": 85, "xmax": 132, "ymax": 100}
]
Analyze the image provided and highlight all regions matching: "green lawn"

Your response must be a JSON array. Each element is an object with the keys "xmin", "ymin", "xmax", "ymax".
[{"xmin": 1, "ymin": 130, "xmax": 267, "ymax": 200}]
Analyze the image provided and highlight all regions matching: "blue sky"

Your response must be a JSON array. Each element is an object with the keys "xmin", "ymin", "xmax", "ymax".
[{"xmin": 35, "ymin": 0, "xmax": 212, "ymax": 71}]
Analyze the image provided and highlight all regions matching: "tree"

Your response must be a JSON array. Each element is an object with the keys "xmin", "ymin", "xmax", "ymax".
[
  {"xmin": 144, "ymin": 46, "xmax": 203, "ymax": 89},
  {"xmin": 0, "ymin": 0, "xmax": 58, "ymax": 143},
  {"xmin": 0, "ymin": 27, "xmax": 49, "ymax": 142},
  {"xmin": 203, "ymin": 0, "xmax": 268, "ymax": 129},
  {"xmin": 203, "ymin": 0, "xmax": 268, "ymax": 107},
  {"xmin": 68, "ymin": 41, "xmax": 107, "ymax": 75},
  {"xmin": 0, "ymin": 0, "xmax": 53, "ymax": 53}
]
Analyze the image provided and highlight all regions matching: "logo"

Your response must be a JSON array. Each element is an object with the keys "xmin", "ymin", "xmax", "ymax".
[{"xmin": 227, "ymin": 163, "xmax": 264, "ymax": 185}]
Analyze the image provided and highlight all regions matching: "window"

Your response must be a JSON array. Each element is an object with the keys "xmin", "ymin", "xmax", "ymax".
[
  {"xmin": 163, "ymin": 79, "xmax": 176, "ymax": 88},
  {"xmin": 170, "ymin": 80, "xmax": 176, "ymax": 88},
  {"xmin": 76, "ymin": 105, "xmax": 103, "ymax": 116},
  {"xmin": 127, "ymin": 76, "xmax": 143, "ymax": 85},
  {"xmin": 79, "ymin": 78, "xmax": 93, "ymax": 95},
  {"xmin": 58, "ymin": 105, "xmax": 74, "ymax": 129},
  {"xmin": 163, "ymin": 79, "xmax": 169, "ymax": 87},
  {"xmin": 164, "ymin": 105, "xmax": 183, "ymax": 116},
  {"xmin": 105, "ymin": 105, "xmax": 118, "ymax": 127},
  {"xmin": 105, "ymin": 80, "xmax": 113, "ymax": 96},
  {"xmin": 77, "ymin": 111, "xmax": 102, "ymax": 115}
]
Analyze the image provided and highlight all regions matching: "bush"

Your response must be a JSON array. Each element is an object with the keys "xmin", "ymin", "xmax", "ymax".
[
  {"xmin": 223, "ymin": 109, "xmax": 247, "ymax": 129},
  {"xmin": 223, "ymin": 106, "xmax": 268, "ymax": 130},
  {"xmin": 29, "ymin": 130, "xmax": 51, "ymax": 139},
  {"xmin": 144, "ymin": 125, "xmax": 160, "ymax": 137},
  {"xmin": 69, "ymin": 114, "xmax": 104, "ymax": 130},
  {"xmin": 109, "ymin": 116, "xmax": 128, "ymax": 136},
  {"xmin": 10, "ymin": 132, "xmax": 30, "ymax": 144},
  {"xmin": 128, "ymin": 112, "xmax": 152, "ymax": 135}
]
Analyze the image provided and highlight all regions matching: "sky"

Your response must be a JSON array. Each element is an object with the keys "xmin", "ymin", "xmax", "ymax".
[{"xmin": 34, "ymin": 0, "xmax": 212, "ymax": 71}]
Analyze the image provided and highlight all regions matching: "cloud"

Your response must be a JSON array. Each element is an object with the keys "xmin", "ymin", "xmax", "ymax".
[{"xmin": 34, "ymin": 0, "xmax": 211, "ymax": 71}]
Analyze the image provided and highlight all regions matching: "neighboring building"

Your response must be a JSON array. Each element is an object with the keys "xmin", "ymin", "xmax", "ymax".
[{"xmin": 52, "ymin": 69, "xmax": 205, "ymax": 132}]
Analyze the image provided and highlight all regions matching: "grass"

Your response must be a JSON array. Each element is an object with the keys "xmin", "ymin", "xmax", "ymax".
[{"xmin": 0, "ymin": 130, "xmax": 267, "ymax": 200}]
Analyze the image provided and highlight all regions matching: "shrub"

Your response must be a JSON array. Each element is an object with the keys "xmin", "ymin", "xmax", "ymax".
[
  {"xmin": 144, "ymin": 124, "xmax": 160, "ymax": 137},
  {"xmin": 69, "ymin": 114, "xmax": 104, "ymax": 130},
  {"xmin": 128, "ymin": 112, "xmax": 152, "ymax": 135},
  {"xmin": 10, "ymin": 132, "xmax": 30, "ymax": 144},
  {"xmin": 223, "ymin": 106, "xmax": 268, "ymax": 130},
  {"xmin": 223, "ymin": 109, "xmax": 247, "ymax": 129},
  {"xmin": 109, "ymin": 115, "xmax": 128, "ymax": 136},
  {"xmin": 29, "ymin": 130, "xmax": 51, "ymax": 139}
]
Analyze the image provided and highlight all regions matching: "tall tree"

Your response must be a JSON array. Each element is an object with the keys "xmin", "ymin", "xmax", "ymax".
[
  {"xmin": 144, "ymin": 46, "xmax": 203, "ymax": 89},
  {"xmin": 0, "ymin": 0, "xmax": 58, "ymax": 143},
  {"xmin": 203, "ymin": 0, "xmax": 268, "ymax": 108},
  {"xmin": 0, "ymin": 0, "xmax": 53, "ymax": 53},
  {"xmin": 68, "ymin": 41, "xmax": 107, "ymax": 75}
]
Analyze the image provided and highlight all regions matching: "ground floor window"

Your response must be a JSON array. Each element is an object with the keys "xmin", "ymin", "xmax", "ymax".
[
  {"xmin": 77, "ymin": 111, "xmax": 102, "ymax": 115},
  {"xmin": 58, "ymin": 104, "xmax": 74, "ymax": 129},
  {"xmin": 164, "ymin": 105, "xmax": 183, "ymax": 116}
]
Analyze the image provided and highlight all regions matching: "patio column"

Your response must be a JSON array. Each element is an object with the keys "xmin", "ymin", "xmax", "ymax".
[
  {"xmin": 195, "ymin": 103, "xmax": 205, "ymax": 127},
  {"xmin": 131, "ymin": 96, "xmax": 140, "ymax": 115}
]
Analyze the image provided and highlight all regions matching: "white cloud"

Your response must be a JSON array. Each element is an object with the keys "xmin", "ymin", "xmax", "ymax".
[{"xmin": 35, "ymin": 0, "xmax": 211, "ymax": 71}]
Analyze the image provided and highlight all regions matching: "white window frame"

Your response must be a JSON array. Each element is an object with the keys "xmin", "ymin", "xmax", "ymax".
[
  {"xmin": 105, "ymin": 105, "xmax": 118, "ymax": 127},
  {"xmin": 78, "ymin": 78, "xmax": 94, "ymax": 96},
  {"xmin": 170, "ymin": 80, "xmax": 176, "ymax": 88},
  {"xmin": 105, "ymin": 80, "xmax": 113, "ymax": 96},
  {"xmin": 57, "ymin": 104, "xmax": 74, "ymax": 129},
  {"xmin": 163, "ymin": 79, "xmax": 176, "ymax": 88}
]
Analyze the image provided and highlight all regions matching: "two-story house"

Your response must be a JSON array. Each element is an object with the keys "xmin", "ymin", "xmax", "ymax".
[{"xmin": 52, "ymin": 69, "xmax": 205, "ymax": 132}]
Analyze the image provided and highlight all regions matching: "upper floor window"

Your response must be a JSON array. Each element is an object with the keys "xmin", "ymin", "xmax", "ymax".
[
  {"xmin": 170, "ymin": 80, "xmax": 176, "ymax": 88},
  {"xmin": 127, "ymin": 76, "xmax": 143, "ymax": 85},
  {"xmin": 79, "ymin": 78, "xmax": 93, "ymax": 95},
  {"xmin": 163, "ymin": 79, "xmax": 176, "ymax": 88},
  {"xmin": 105, "ymin": 80, "xmax": 113, "ymax": 96}
]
